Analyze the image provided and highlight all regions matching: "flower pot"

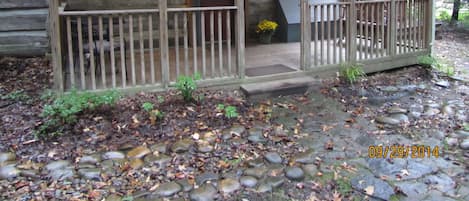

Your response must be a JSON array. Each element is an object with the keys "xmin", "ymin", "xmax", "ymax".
[{"xmin": 259, "ymin": 32, "xmax": 273, "ymax": 44}]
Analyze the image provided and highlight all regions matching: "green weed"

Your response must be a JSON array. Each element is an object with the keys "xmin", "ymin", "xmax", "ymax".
[
  {"xmin": 340, "ymin": 63, "xmax": 366, "ymax": 85},
  {"xmin": 176, "ymin": 73, "xmax": 201, "ymax": 102},
  {"xmin": 1, "ymin": 90, "xmax": 30, "ymax": 102}
]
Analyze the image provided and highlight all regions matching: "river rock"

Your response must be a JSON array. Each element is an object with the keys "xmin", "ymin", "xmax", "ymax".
[
  {"xmin": 45, "ymin": 160, "xmax": 70, "ymax": 171},
  {"xmin": 244, "ymin": 167, "xmax": 268, "ymax": 179},
  {"xmin": 442, "ymin": 105, "xmax": 455, "ymax": 115},
  {"xmin": 247, "ymin": 158, "xmax": 264, "ymax": 168},
  {"xmin": 230, "ymin": 125, "xmax": 246, "ymax": 136},
  {"xmin": 285, "ymin": 167, "xmax": 305, "ymax": 181},
  {"xmin": 0, "ymin": 164, "xmax": 20, "ymax": 180},
  {"xmin": 240, "ymin": 176, "xmax": 258, "ymax": 188},
  {"xmin": 150, "ymin": 143, "xmax": 168, "ymax": 154},
  {"xmin": 389, "ymin": 113, "xmax": 409, "ymax": 123},
  {"xmin": 102, "ymin": 151, "xmax": 126, "ymax": 160},
  {"xmin": 293, "ymin": 149, "xmax": 315, "ymax": 164},
  {"xmin": 127, "ymin": 146, "xmax": 151, "ymax": 159},
  {"xmin": 144, "ymin": 154, "xmax": 171, "ymax": 167},
  {"xmin": 79, "ymin": 155, "xmax": 100, "ymax": 165},
  {"xmin": 154, "ymin": 182, "xmax": 182, "ymax": 197},
  {"xmin": 189, "ymin": 184, "xmax": 217, "ymax": 201},
  {"xmin": 455, "ymin": 130, "xmax": 469, "ymax": 137},
  {"xmin": 176, "ymin": 179, "xmax": 194, "ymax": 192},
  {"xmin": 375, "ymin": 116, "xmax": 400, "ymax": 125},
  {"xmin": 171, "ymin": 139, "xmax": 193, "ymax": 153},
  {"xmin": 446, "ymin": 138, "xmax": 459, "ymax": 147},
  {"xmin": 0, "ymin": 152, "xmax": 15, "ymax": 164},
  {"xmin": 351, "ymin": 172, "xmax": 394, "ymax": 200},
  {"xmin": 387, "ymin": 107, "xmax": 407, "ymax": 114},
  {"xmin": 265, "ymin": 176, "xmax": 285, "ymax": 188},
  {"xmin": 78, "ymin": 168, "xmax": 101, "ymax": 181},
  {"xmin": 218, "ymin": 178, "xmax": 241, "ymax": 194},
  {"xmin": 49, "ymin": 168, "xmax": 75, "ymax": 181},
  {"xmin": 129, "ymin": 158, "xmax": 144, "ymax": 169},
  {"xmin": 264, "ymin": 152, "xmax": 282, "ymax": 164},
  {"xmin": 196, "ymin": 141, "xmax": 214, "ymax": 153},
  {"xmin": 460, "ymin": 139, "xmax": 469, "ymax": 150},
  {"xmin": 196, "ymin": 172, "xmax": 219, "ymax": 185}
]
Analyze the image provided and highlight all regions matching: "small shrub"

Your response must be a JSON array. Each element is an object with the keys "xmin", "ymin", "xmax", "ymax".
[
  {"xmin": 418, "ymin": 55, "xmax": 456, "ymax": 77},
  {"xmin": 142, "ymin": 102, "xmax": 154, "ymax": 112},
  {"xmin": 224, "ymin": 106, "xmax": 239, "ymax": 119},
  {"xmin": 418, "ymin": 55, "xmax": 438, "ymax": 68},
  {"xmin": 35, "ymin": 90, "xmax": 120, "ymax": 138},
  {"xmin": 340, "ymin": 63, "xmax": 365, "ymax": 85},
  {"xmin": 437, "ymin": 10, "xmax": 451, "ymax": 23},
  {"xmin": 217, "ymin": 104, "xmax": 225, "ymax": 111},
  {"xmin": 141, "ymin": 102, "xmax": 164, "ymax": 125},
  {"xmin": 176, "ymin": 73, "xmax": 201, "ymax": 102},
  {"xmin": 157, "ymin": 95, "xmax": 165, "ymax": 104}
]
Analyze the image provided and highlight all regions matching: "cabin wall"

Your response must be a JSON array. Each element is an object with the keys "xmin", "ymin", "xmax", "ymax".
[{"xmin": 0, "ymin": 0, "xmax": 49, "ymax": 56}]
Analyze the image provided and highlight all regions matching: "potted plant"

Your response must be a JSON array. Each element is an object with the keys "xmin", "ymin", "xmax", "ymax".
[{"xmin": 256, "ymin": 19, "xmax": 278, "ymax": 44}]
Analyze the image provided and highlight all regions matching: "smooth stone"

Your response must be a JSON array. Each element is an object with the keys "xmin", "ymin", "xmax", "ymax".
[
  {"xmin": 442, "ymin": 105, "xmax": 455, "ymax": 115},
  {"xmin": 150, "ymin": 143, "xmax": 168, "ymax": 154},
  {"xmin": 171, "ymin": 139, "xmax": 193, "ymax": 153},
  {"xmin": 176, "ymin": 179, "xmax": 194, "ymax": 192},
  {"xmin": 0, "ymin": 164, "xmax": 20, "ymax": 180},
  {"xmin": 256, "ymin": 183, "xmax": 272, "ymax": 193},
  {"xmin": 460, "ymin": 139, "xmax": 469, "ymax": 150},
  {"xmin": 0, "ymin": 152, "xmax": 15, "ymax": 164},
  {"xmin": 189, "ymin": 184, "xmax": 217, "ymax": 201},
  {"xmin": 129, "ymin": 158, "xmax": 144, "ymax": 169},
  {"xmin": 264, "ymin": 152, "xmax": 282, "ymax": 164},
  {"xmin": 351, "ymin": 172, "xmax": 394, "ymax": 200},
  {"xmin": 230, "ymin": 125, "xmax": 246, "ymax": 136},
  {"xmin": 154, "ymin": 182, "xmax": 182, "ymax": 197},
  {"xmin": 244, "ymin": 167, "xmax": 268, "ymax": 179},
  {"xmin": 424, "ymin": 174, "xmax": 456, "ymax": 193},
  {"xmin": 247, "ymin": 158, "xmax": 264, "ymax": 168},
  {"xmin": 78, "ymin": 168, "xmax": 101, "ymax": 181},
  {"xmin": 196, "ymin": 172, "xmax": 219, "ymax": 185},
  {"xmin": 302, "ymin": 164, "xmax": 318, "ymax": 177},
  {"xmin": 435, "ymin": 80, "xmax": 450, "ymax": 88},
  {"xmin": 144, "ymin": 154, "xmax": 171, "ymax": 167},
  {"xmin": 455, "ymin": 130, "xmax": 469, "ymax": 137},
  {"xmin": 293, "ymin": 149, "xmax": 315, "ymax": 164},
  {"xmin": 105, "ymin": 194, "xmax": 122, "ymax": 201},
  {"xmin": 247, "ymin": 134, "xmax": 266, "ymax": 144},
  {"xmin": 389, "ymin": 113, "xmax": 409, "ymax": 123},
  {"xmin": 79, "ymin": 155, "xmax": 100, "ymax": 165},
  {"xmin": 202, "ymin": 132, "xmax": 217, "ymax": 143},
  {"xmin": 378, "ymin": 86, "xmax": 399, "ymax": 92},
  {"xmin": 240, "ymin": 176, "xmax": 258, "ymax": 188},
  {"xmin": 447, "ymin": 138, "xmax": 459, "ymax": 146},
  {"xmin": 423, "ymin": 108, "xmax": 440, "ymax": 116},
  {"xmin": 285, "ymin": 167, "xmax": 305, "ymax": 181},
  {"xmin": 265, "ymin": 176, "xmax": 285, "ymax": 188},
  {"xmin": 127, "ymin": 146, "xmax": 151, "ymax": 159},
  {"xmin": 218, "ymin": 178, "xmax": 241, "ymax": 194},
  {"xmin": 48, "ymin": 168, "xmax": 75, "ymax": 181},
  {"xmin": 102, "ymin": 151, "xmax": 126, "ymax": 160},
  {"xmin": 395, "ymin": 181, "xmax": 428, "ymax": 198},
  {"xmin": 45, "ymin": 160, "xmax": 70, "ymax": 171},
  {"xmin": 387, "ymin": 107, "xmax": 408, "ymax": 114},
  {"xmin": 196, "ymin": 141, "xmax": 214, "ymax": 153},
  {"xmin": 375, "ymin": 116, "xmax": 400, "ymax": 125}
]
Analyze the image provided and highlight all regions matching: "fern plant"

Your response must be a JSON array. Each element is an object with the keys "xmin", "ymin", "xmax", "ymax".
[{"xmin": 176, "ymin": 73, "xmax": 201, "ymax": 102}]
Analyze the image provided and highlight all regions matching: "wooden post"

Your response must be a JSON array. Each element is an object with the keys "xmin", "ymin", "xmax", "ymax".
[
  {"xmin": 426, "ymin": 0, "xmax": 434, "ymax": 53},
  {"xmin": 300, "ymin": 0, "xmax": 311, "ymax": 70},
  {"xmin": 159, "ymin": 0, "xmax": 170, "ymax": 87},
  {"xmin": 49, "ymin": 0, "xmax": 64, "ymax": 92},
  {"xmin": 235, "ymin": 0, "xmax": 245, "ymax": 79},
  {"xmin": 389, "ymin": 0, "xmax": 397, "ymax": 56},
  {"xmin": 348, "ymin": 0, "xmax": 357, "ymax": 63}
]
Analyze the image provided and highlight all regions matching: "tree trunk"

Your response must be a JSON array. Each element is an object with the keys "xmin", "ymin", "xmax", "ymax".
[{"xmin": 450, "ymin": 0, "xmax": 461, "ymax": 25}]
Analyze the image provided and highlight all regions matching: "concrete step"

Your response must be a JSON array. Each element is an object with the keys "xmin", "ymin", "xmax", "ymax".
[{"xmin": 240, "ymin": 77, "xmax": 317, "ymax": 100}]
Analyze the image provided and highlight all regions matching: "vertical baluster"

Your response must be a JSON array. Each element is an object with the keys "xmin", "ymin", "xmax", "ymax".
[
  {"xmin": 174, "ymin": 13, "xmax": 180, "ymax": 78},
  {"xmin": 138, "ymin": 15, "xmax": 145, "ymax": 85},
  {"xmin": 87, "ymin": 16, "xmax": 96, "ymax": 90},
  {"xmin": 192, "ymin": 12, "xmax": 198, "ymax": 74},
  {"xmin": 314, "ymin": 5, "xmax": 318, "ymax": 67},
  {"xmin": 371, "ymin": 3, "xmax": 375, "ymax": 58},
  {"xmin": 119, "ymin": 16, "xmax": 126, "ymax": 88},
  {"xmin": 210, "ymin": 11, "xmax": 215, "ymax": 77},
  {"xmin": 333, "ymin": 4, "xmax": 337, "ymax": 64},
  {"xmin": 183, "ymin": 12, "xmax": 189, "ymax": 75},
  {"xmin": 66, "ymin": 16, "xmax": 75, "ymax": 87},
  {"xmin": 77, "ymin": 17, "xmax": 85, "ymax": 89},
  {"xmin": 339, "ymin": 4, "xmax": 343, "ymax": 63},
  {"xmin": 413, "ymin": 0, "xmax": 418, "ymax": 51},
  {"xmin": 149, "ymin": 14, "xmax": 155, "ymax": 84},
  {"xmin": 364, "ymin": 4, "xmax": 369, "ymax": 59},
  {"xmin": 129, "ymin": 15, "xmax": 136, "ymax": 86},
  {"xmin": 387, "ymin": 2, "xmax": 392, "ymax": 55},
  {"xmin": 109, "ymin": 16, "xmax": 116, "ymax": 88},
  {"xmin": 320, "ymin": 4, "xmax": 324, "ymax": 65},
  {"xmin": 326, "ymin": 4, "xmax": 330, "ymax": 64},
  {"xmin": 226, "ymin": 10, "xmax": 232, "ymax": 76},
  {"xmin": 98, "ymin": 16, "xmax": 106, "ymax": 88},
  {"xmin": 201, "ymin": 12, "xmax": 207, "ymax": 78},
  {"xmin": 218, "ymin": 11, "xmax": 223, "ymax": 77},
  {"xmin": 380, "ymin": 2, "xmax": 385, "ymax": 57},
  {"xmin": 359, "ymin": 4, "xmax": 364, "ymax": 60}
]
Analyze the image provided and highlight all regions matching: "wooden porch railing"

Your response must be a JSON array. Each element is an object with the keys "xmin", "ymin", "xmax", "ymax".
[
  {"xmin": 49, "ymin": 0, "xmax": 245, "ymax": 92},
  {"xmin": 300, "ymin": 0, "xmax": 433, "ymax": 71}
]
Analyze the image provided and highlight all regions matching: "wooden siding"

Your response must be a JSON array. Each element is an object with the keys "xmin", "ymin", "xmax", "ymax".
[{"xmin": 0, "ymin": 0, "xmax": 49, "ymax": 56}]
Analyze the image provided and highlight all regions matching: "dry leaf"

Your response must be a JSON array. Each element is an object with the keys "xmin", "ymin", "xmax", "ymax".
[
  {"xmin": 364, "ymin": 186, "xmax": 375, "ymax": 195},
  {"xmin": 333, "ymin": 191, "xmax": 342, "ymax": 201}
]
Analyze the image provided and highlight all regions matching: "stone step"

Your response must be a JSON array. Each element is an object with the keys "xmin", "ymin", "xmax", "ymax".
[{"xmin": 240, "ymin": 77, "xmax": 317, "ymax": 100}]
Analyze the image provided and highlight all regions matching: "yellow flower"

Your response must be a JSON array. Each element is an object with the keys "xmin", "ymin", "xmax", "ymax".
[{"xmin": 256, "ymin": 20, "xmax": 278, "ymax": 34}]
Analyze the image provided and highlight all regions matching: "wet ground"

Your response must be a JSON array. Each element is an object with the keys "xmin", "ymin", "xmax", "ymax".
[{"xmin": 0, "ymin": 31, "xmax": 468, "ymax": 201}]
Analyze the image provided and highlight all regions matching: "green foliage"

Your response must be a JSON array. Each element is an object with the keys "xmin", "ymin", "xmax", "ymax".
[
  {"xmin": 142, "ymin": 102, "xmax": 154, "ymax": 112},
  {"xmin": 418, "ymin": 55, "xmax": 456, "ymax": 77},
  {"xmin": 122, "ymin": 196, "xmax": 134, "ymax": 201},
  {"xmin": 336, "ymin": 178, "xmax": 352, "ymax": 195},
  {"xmin": 224, "ymin": 106, "xmax": 239, "ymax": 119},
  {"xmin": 176, "ymin": 73, "xmax": 201, "ymax": 102},
  {"xmin": 437, "ymin": 10, "xmax": 451, "ymax": 22},
  {"xmin": 40, "ymin": 90, "xmax": 56, "ymax": 101},
  {"xmin": 463, "ymin": 123, "xmax": 469, "ymax": 131},
  {"xmin": 35, "ymin": 90, "xmax": 120, "ymax": 139},
  {"xmin": 157, "ymin": 95, "xmax": 165, "ymax": 104},
  {"xmin": 217, "ymin": 104, "xmax": 225, "ymax": 111},
  {"xmin": 1, "ymin": 90, "xmax": 30, "ymax": 102},
  {"xmin": 340, "ymin": 63, "xmax": 365, "ymax": 85}
]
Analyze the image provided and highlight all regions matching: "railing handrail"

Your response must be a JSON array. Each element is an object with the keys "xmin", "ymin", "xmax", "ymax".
[{"xmin": 59, "ymin": 6, "xmax": 238, "ymax": 16}]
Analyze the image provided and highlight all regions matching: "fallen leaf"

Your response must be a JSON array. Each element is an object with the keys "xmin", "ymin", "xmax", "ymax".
[
  {"xmin": 332, "ymin": 191, "xmax": 342, "ymax": 201},
  {"xmin": 364, "ymin": 186, "xmax": 374, "ymax": 195}
]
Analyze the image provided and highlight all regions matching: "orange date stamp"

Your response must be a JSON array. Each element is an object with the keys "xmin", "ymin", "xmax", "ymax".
[{"xmin": 368, "ymin": 145, "xmax": 440, "ymax": 159}]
